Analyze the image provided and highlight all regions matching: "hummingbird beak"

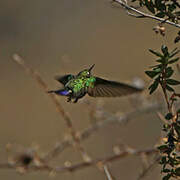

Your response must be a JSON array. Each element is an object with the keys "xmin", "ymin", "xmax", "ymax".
[{"xmin": 89, "ymin": 64, "xmax": 95, "ymax": 72}]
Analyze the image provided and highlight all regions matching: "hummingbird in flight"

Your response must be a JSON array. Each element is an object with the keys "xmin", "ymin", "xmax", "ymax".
[{"xmin": 48, "ymin": 64, "xmax": 143, "ymax": 103}]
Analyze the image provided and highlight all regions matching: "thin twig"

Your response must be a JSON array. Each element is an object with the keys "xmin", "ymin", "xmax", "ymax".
[
  {"xmin": 44, "ymin": 101, "xmax": 163, "ymax": 161},
  {"xmin": 104, "ymin": 165, "xmax": 115, "ymax": 180},
  {"xmin": 12, "ymin": 54, "xmax": 90, "ymax": 161},
  {"xmin": 137, "ymin": 155, "xmax": 161, "ymax": 180},
  {"xmin": 0, "ymin": 147, "xmax": 158, "ymax": 174},
  {"xmin": 113, "ymin": 0, "xmax": 180, "ymax": 28}
]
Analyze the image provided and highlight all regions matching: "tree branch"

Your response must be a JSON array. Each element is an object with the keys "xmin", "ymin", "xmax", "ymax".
[
  {"xmin": 0, "ymin": 147, "xmax": 158, "ymax": 174},
  {"xmin": 12, "ymin": 54, "xmax": 90, "ymax": 162},
  {"xmin": 44, "ymin": 101, "xmax": 163, "ymax": 161},
  {"xmin": 113, "ymin": 0, "xmax": 180, "ymax": 28}
]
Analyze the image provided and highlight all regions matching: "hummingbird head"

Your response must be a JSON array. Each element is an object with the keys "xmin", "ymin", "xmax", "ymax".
[{"xmin": 78, "ymin": 64, "xmax": 95, "ymax": 78}]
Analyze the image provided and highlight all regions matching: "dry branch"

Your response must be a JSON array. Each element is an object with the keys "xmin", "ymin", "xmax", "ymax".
[
  {"xmin": 113, "ymin": 0, "xmax": 180, "ymax": 28},
  {"xmin": 9, "ymin": 54, "xmax": 163, "ymax": 178},
  {"xmin": 44, "ymin": 100, "xmax": 163, "ymax": 161},
  {"xmin": 12, "ymin": 54, "xmax": 89, "ymax": 161},
  {"xmin": 137, "ymin": 155, "xmax": 161, "ymax": 180},
  {"xmin": 104, "ymin": 165, "xmax": 115, "ymax": 180},
  {"xmin": 0, "ymin": 147, "xmax": 158, "ymax": 174}
]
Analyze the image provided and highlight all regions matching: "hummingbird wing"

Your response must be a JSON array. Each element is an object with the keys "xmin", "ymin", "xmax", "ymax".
[
  {"xmin": 55, "ymin": 74, "xmax": 74, "ymax": 85},
  {"xmin": 88, "ymin": 77, "xmax": 143, "ymax": 97}
]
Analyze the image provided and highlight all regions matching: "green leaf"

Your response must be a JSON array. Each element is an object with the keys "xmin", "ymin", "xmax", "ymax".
[
  {"xmin": 162, "ymin": 169, "xmax": 171, "ymax": 173},
  {"xmin": 148, "ymin": 79, "xmax": 159, "ymax": 94},
  {"xmin": 174, "ymin": 124, "xmax": 180, "ymax": 137},
  {"xmin": 145, "ymin": 70, "xmax": 160, "ymax": 78},
  {"xmin": 165, "ymin": 67, "xmax": 174, "ymax": 78},
  {"xmin": 161, "ymin": 45, "xmax": 169, "ymax": 56},
  {"xmin": 155, "ymin": 0, "xmax": 166, "ymax": 11},
  {"xmin": 153, "ymin": 67, "xmax": 161, "ymax": 72},
  {"xmin": 170, "ymin": 47, "xmax": 178, "ymax": 54},
  {"xmin": 149, "ymin": 49, "xmax": 163, "ymax": 57},
  {"xmin": 165, "ymin": 113, "xmax": 173, "ymax": 120},
  {"xmin": 162, "ymin": 174, "xmax": 172, "ymax": 180},
  {"xmin": 174, "ymin": 36, "xmax": 180, "ymax": 44},
  {"xmin": 169, "ymin": 48, "xmax": 180, "ymax": 58},
  {"xmin": 166, "ymin": 85, "xmax": 174, "ymax": 92},
  {"xmin": 168, "ymin": 3, "xmax": 176, "ymax": 12},
  {"xmin": 160, "ymin": 156, "xmax": 167, "ymax": 164},
  {"xmin": 166, "ymin": 12, "xmax": 176, "ymax": 21},
  {"xmin": 168, "ymin": 57, "xmax": 179, "ymax": 64},
  {"xmin": 169, "ymin": 156, "xmax": 177, "ymax": 166},
  {"xmin": 156, "ymin": 58, "xmax": 166, "ymax": 63},
  {"xmin": 155, "ymin": 12, "xmax": 165, "ymax": 18},
  {"xmin": 166, "ymin": 79, "xmax": 180, "ymax": 85},
  {"xmin": 145, "ymin": 0, "xmax": 155, "ymax": 14},
  {"xmin": 175, "ymin": 167, "xmax": 180, "ymax": 176},
  {"xmin": 158, "ymin": 145, "xmax": 169, "ymax": 152}
]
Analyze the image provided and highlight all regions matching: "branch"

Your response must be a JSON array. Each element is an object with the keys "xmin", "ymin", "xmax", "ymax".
[
  {"xmin": 0, "ymin": 147, "xmax": 158, "ymax": 174},
  {"xmin": 12, "ymin": 54, "xmax": 90, "ymax": 161},
  {"xmin": 44, "ymin": 100, "xmax": 163, "ymax": 161},
  {"xmin": 103, "ymin": 165, "xmax": 115, "ymax": 180},
  {"xmin": 113, "ymin": 0, "xmax": 180, "ymax": 28},
  {"xmin": 137, "ymin": 155, "xmax": 161, "ymax": 180}
]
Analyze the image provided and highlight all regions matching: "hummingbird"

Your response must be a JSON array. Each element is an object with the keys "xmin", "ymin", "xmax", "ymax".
[{"xmin": 48, "ymin": 64, "xmax": 143, "ymax": 103}]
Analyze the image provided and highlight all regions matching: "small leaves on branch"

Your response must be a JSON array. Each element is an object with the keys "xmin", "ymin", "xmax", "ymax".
[
  {"xmin": 174, "ymin": 30, "xmax": 180, "ymax": 43},
  {"xmin": 113, "ymin": 0, "xmax": 180, "ymax": 44},
  {"xmin": 131, "ymin": 0, "xmax": 180, "ymax": 23},
  {"xmin": 145, "ymin": 45, "xmax": 180, "ymax": 94},
  {"xmin": 146, "ymin": 45, "xmax": 180, "ymax": 179}
]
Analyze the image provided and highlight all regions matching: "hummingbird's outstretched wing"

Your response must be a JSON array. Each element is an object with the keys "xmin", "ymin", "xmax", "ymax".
[
  {"xmin": 55, "ymin": 74, "xmax": 74, "ymax": 85},
  {"xmin": 88, "ymin": 77, "xmax": 143, "ymax": 97}
]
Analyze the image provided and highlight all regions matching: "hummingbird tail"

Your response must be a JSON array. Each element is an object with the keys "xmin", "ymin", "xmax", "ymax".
[{"xmin": 47, "ymin": 89, "xmax": 70, "ymax": 96}]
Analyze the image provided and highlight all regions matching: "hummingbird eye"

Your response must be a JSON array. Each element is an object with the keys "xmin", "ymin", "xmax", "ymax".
[{"xmin": 87, "ymin": 71, "xmax": 90, "ymax": 77}]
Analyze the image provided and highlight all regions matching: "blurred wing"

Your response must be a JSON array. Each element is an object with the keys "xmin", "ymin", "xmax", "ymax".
[
  {"xmin": 88, "ymin": 77, "xmax": 143, "ymax": 97},
  {"xmin": 55, "ymin": 74, "xmax": 74, "ymax": 85}
]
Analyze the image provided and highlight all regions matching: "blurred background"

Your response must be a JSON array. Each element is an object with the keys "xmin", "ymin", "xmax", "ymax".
[{"xmin": 0, "ymin": 0, "xmax": 178, "ymax": 179}]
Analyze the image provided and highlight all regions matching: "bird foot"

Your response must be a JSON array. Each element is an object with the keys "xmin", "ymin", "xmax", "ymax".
[
  {"xmin": 67, "ymin": 97, "xmax": 79, "ymax": 103},
  {"xmin": 73, "ymin": 98, "xmax": 79, "ymax": 103},
  {"xmin": 67, "ymin": 97, "xmax": 72, "ymax": 102}
]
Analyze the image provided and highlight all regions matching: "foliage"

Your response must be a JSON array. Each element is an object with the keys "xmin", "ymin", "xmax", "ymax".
[
  {"xmin": 146, "ymin": 45, "xmax": 180, "ymax": 179},
  {"xmin": 127, "ymin": 0, "xmax": 180, "ymax": 43},
  {"xmin": 145, "ymin": 45, "xmax": 180, "ymax": 94},
  {"xmin": 131, "ymin": 0, "xmax": 180, "ymax": 23}
]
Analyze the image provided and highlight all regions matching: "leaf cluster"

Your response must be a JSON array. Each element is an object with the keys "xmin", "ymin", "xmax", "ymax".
[
  {"xmin": 131, "ymin": 0, "xmax": 180, "ymax": 23},
  {"xmin": 145, "ymin": 45, "xmax": 180, "ymax": 94},
  {"xmin": 158, "ymin": 121, "xmax": 180, "ymax": 179},
  {"xmin": 174, "ymin": 30, "xmax": 180, "ymax": 43},
  {"xmin": 146, "ymin": 45, "xmax": 180, "ymax": 179},
  {"xmin": 158, "ymin": 109, "xmax": 180, "ymax": 179}
]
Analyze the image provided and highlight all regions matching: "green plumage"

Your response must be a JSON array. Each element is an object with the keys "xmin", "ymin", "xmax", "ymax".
[
  {"xmin": 48, "ymin": 64, "xmax": 143, "ymax": 103},
  {"xmin": 66, "ymin": 76, "xmax": 95, "ymax": 93}
]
